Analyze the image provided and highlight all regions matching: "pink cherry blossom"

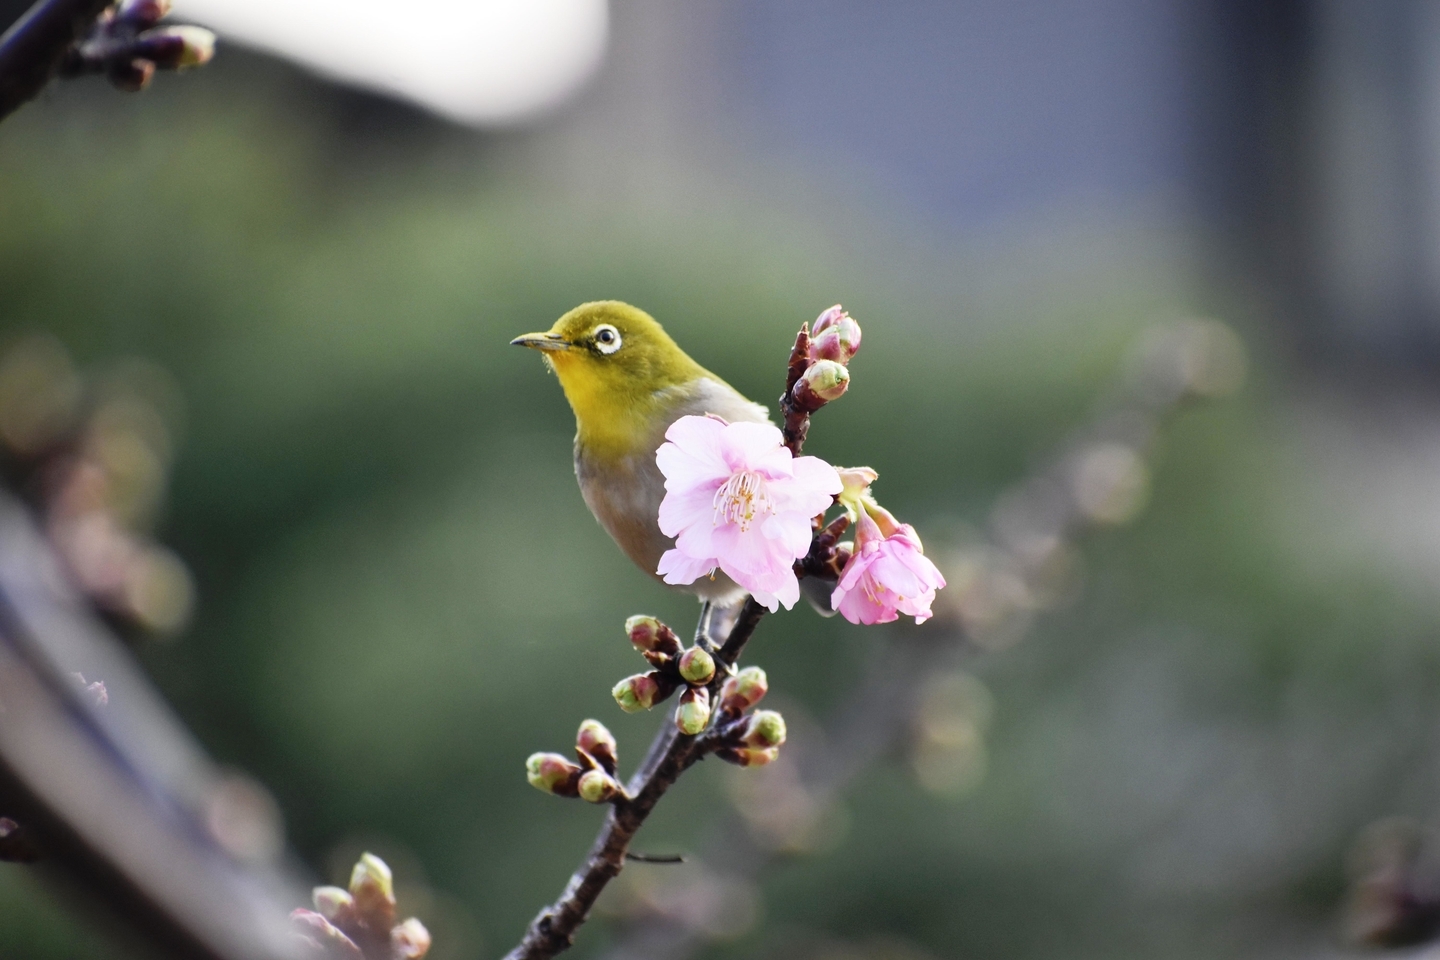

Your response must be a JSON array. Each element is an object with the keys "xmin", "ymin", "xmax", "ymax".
[
  {"xmin": 831, "ymin": 508, "xmax": 947, "ymax": 625},
  {"xmin": 655, "ymin": 416, "xmax": 842, "ymax": 611}
]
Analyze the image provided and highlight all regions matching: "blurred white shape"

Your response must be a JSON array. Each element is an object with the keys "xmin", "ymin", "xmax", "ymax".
[{"xmin": 170, "ymin": 0, "xmax": 609, "ymax": 125}]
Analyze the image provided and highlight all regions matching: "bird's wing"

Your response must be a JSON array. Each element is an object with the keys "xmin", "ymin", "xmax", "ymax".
[{"xmin": 675, "ymin": 377, "xmax": 773, "ymax": 426}]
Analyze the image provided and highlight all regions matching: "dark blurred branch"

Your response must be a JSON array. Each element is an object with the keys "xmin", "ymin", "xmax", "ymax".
[
  {"xmin": 0, "ymin": 486, "xmax": 307, "ymax": 959},
  {"xmin": 0, "ymin": 0, "xmax": 213, "ymax": 122},
  {"xmin": 0, "ymin": 0, "xmax": 111, "ymax": 120}
]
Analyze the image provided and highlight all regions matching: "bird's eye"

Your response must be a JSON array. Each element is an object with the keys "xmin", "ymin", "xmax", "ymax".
[{"xmin": 593, "ymin": 324, "xmax": 622, "ymax": 354}]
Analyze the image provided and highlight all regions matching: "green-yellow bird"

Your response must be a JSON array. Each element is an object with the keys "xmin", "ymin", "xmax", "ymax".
[{"xmin": 512, "ymin": 301, "xmax": 770, "ymax": 607}]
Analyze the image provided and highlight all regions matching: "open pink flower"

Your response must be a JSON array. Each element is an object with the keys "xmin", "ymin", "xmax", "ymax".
[
  {"xmin": 656, "ymin": 416, "xmax": 842, "ymax": 611},
  {"xmin": 831, "ymin": 508, "xmax": 946, "ymax": 625}
]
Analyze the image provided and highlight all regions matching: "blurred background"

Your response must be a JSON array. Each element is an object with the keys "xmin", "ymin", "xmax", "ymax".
[{"xmin": 7, "ymin": 1, "xmax": 1440, "ymax": 958}]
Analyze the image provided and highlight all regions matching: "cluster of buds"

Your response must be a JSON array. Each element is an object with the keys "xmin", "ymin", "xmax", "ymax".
[
  {"xmin": 709, "ymin": 667, "xmax": 786, "ymax": 767},
  {"xmin": 59, "ymin": 0, "xmax": 215, "ymax": 92},
  {"xmin": 0, "ymin": 336, "xmax": 194, "ymax": 635},
  {"xmin": 526, "ymin": 719, "xmax": 624, "ymax": 804},
  {"xmin": 785, "ymin": 305, "xmax": 862, "ymax": 417},
  {"xmin": 612, "ymin": 615, "xmax": 721, "ymax": 735},
  {"xmin": 291, "ymin": 853, "xmax": 431, "ymax": 960}
]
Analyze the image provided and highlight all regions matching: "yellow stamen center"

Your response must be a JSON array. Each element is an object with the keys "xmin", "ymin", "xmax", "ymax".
[{"xmin": 713, "ymin": 470, "xmax": 773, "ymax": 531}]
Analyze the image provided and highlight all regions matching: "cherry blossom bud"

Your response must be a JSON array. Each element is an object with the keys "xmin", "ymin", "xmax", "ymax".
[
  {"xmin": 576, "ymin": 719, "xmax": 618, "ymax": 774},
  {"xmin": 527, "ymin": 752, "xmax": 582, "ymax": 796},
  {"xmin": 577, "ymin": 769, "xmax": 621, "ymax": 804},
  {"xmin": 716, "ymin": 746, "xmax": 780, "ymax": 767},
  {"xmin": 625, "ymin": 614, "xmax": 682, "ymax": 657},
  {"xmin": 137, "ymin": 25, "xmax": 215, "ymax": 69},
  {"xmin": 391, "ymin": 917, "xmax": 433, "ymax": 959},
  {"xmin": 675, "ymin": 687, "xmax": 711, "ymax": 735},
  {"xmin": 809, "ymin": 309, "xmax": 862, "ymax": 364},
  {"xmin": 793, "ymin": 360, "xmax": 849, "ymax": 407},
  {"xmin": 311, "ymin": 885, "xmax": 354, "ymax": 922},
  {"xmin": 291, "ymin": 909, "xmax": 363, "ymax": 958},
  {"xmin": 613, "ymin": 672, "xmax": 664, "ymax": 713},
  {"xmin": 349, "ymin": 852, "xmax": 396, "ymax": 932},
  {"xmin": 741, "ymin": 710, "xmax": 787, "ymax": 749},
  {"xmin": 811, "ymin": 304, "xmax": 846, "ymax": 334},
  {"xmin": 107, "ymin": 58, "xmax": 154, "ymax": 91},
  {"xmin": 678, "ymin": 646, "xmax": 716, "ymax": 685},
  {"xmin": 719, "ymin": 666, "xmax": 768, "ymax": 716},
  {"xmin": 117, "ymin": 0, "xmax": 171, "ymax": 25}
]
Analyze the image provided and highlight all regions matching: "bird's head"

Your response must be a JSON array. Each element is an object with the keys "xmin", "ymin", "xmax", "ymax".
[{"xmin": 512, "ymin": 301, "xmax": 710, "ymax": 452}]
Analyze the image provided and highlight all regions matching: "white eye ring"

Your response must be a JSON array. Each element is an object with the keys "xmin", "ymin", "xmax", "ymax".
[{"xmin": 593, "ymin": 324, "xmax": 622, "ymax": 354}]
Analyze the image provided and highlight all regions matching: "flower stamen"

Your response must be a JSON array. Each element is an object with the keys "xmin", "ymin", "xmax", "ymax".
[{"xmin": 712, "ymin": 470, "xmax": 774, "ymax": 531}]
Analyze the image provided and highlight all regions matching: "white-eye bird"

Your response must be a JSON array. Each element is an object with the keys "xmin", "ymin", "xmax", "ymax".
[{"xmin": 512, "ymin": 301, "xmax": 771, "ymax": 607}]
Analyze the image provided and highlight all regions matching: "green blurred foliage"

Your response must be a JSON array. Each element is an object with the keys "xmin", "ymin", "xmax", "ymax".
[{"xmin": 3, "ymin": 53, "xmax": 1439, "ymax": 960}]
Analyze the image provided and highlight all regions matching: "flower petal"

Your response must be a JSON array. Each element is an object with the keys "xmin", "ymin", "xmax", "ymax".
[{"xmin": 657, "ymin": 549, "xmax": 715, "ymax": 586}]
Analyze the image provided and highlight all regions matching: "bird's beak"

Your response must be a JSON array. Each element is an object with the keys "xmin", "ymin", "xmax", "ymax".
[{"xmin": 511, "ymin": 332, "xmax": 572, "ymax": 352}]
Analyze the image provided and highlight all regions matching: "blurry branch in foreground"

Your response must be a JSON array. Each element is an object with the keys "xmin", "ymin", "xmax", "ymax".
[
  {"xmin": 595, "ymin": 319, "xmax": 1248, "ymax": 960},
  {"xmin": 0, "ymin": 0, "xmax": 212, "ymax": 121},
  {"xmin": 0, "ymin": 335, "xmax": 433, "ymax": 959},
  {"xmin": 1342, "ymin": 818, "xmax": 1440, "ymax": 950}
]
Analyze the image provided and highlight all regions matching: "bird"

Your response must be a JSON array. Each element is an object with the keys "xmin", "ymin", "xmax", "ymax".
[{"xmin": 512, "ymin": 301, "xmax": 771, "ymax": 610}]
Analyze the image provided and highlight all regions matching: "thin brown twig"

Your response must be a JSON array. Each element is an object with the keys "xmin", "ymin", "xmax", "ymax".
[{"xmin": 501, "ymin": 598, "xmax": 769, "ymax": 960}]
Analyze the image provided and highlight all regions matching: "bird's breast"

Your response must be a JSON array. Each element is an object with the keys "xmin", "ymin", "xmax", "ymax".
[{"xmin": 574, "ymin": 377, "xmax": 772, "ymax": 591}]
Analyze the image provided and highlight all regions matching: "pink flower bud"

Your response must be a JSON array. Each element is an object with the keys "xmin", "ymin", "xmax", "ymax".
[
  {"xmin": 716, "ymin": 746, "xmax": 780, "ymax": 767},
  {"xmin": 391, "ymin": 917, "xmax": 432, "ymax": 959},
  {"xmin": 291, "ymin": 909, "xmax": 363, "ymax": 958},
  {"xmin": 675, "ymin": 687, "xmax": 711, "ymax": 735},
  {"xmin": 719, "ymin": 666, "xmax": 768, "ymax": 716},
  {"xmin": 117, "ymin": 0, "xmax": 171, "ymax": 25},
  {"xmin": 107, "ymin": 58, "xmax": 154, "ymax": 92},
  {"xmin": 625, "ymin": 614, "xmax": 682, "ymax": 657},
  {"xmin": 812, "ymin": 304, "xmax": 846, "ymax": 334},
  {"xmin": 809, "ymin": 313, "xmax": 862, "ymax": 364},
  {"xmin": 576, "ymin": 719, "xmax": 618, "ymax": 773},
  {"xmin": 612, "ymin": 673, "xmax": 663, "ymax": 713},
  {"xmin": 577, "ymin": 769, "xmax": 621, "ymax": 803},
  {"xmin": 678, "ymin": 646, "xmax": 716, "ymax": 685},
  {"xmin": 741, "ymin": 710, "xmax": 787, "ymax": 748},
  {"xmin": 526, "ymin": 752, "xmax": 583, "ymax": 796}
]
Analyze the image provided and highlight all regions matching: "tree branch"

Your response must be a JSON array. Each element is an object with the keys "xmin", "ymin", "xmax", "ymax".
[
  {"xmin": 501, "ymin": 599, "xmax": 769, "ymax": 960},
  {"xmin": 0, "ymin": 0, "xmax": 112, "ymax": 121}
]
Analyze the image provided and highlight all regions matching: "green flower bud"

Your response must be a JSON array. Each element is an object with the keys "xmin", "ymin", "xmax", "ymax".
[
  {"xmin": 577, "ymin": 769, "xmax": 620, "ymax": 804},
  {"xmin": 675, "ymin": 687, "xmax": 711, "ymax": 735},
  {"xmin": 613, "ymin": 673, "xmax": 662, "ymax": 713},
  {"xmin": 625, "ymin": 614, "xmax": 682, "ymax": 656},
  {"xmin": 576, "ymin": 719, "xmax": 618, "ymax": 773},
  {"xmin": 311, "ymin": 885, "xmax": 354, "ymax": 922},
  {"xmin": 719, "ymin": 666, "xmax": 768, "ymax": 716},
  {"xmin": 348, "ymin": 852, "xmax": 395, "ymax": 932},
  {"xmin": 678, "ymin": 646, "xmax": 716, "ymax": 685},
  {"xmin": 742, "ymin": 710, "xmax": 787, "ymax": 748},
  {"xmin": 794, "ymin": 359, "xmax": 850, "ymax": 405},
  {"xmin": 717, "ymin": 746, "xmax": 780, "ymax": 767},
  {"xmin": 526, "ymin": 752, "xmax": 582, "ymax": 795},
  {"xmin": 391, "ymin": 917, "xmax": 433, "ymax": 959}
]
